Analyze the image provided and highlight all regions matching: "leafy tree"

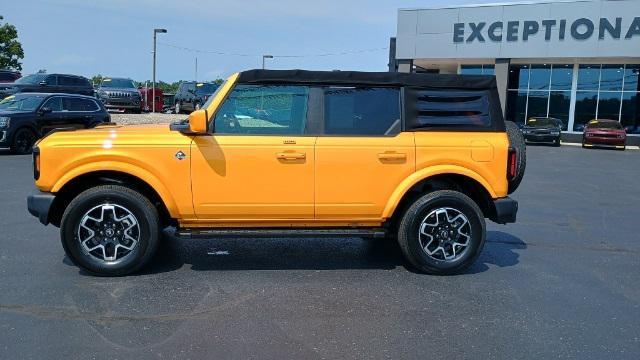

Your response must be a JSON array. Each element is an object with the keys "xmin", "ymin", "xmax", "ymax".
[{"xmin": 0, "ymin": 15, "xmax": 24, "ymax": 71}]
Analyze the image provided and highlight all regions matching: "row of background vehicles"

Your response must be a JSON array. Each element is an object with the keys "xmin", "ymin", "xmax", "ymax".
[
  {"xmin": 0, "ymin": 70, "xmax": 219, "ymax": 154},
  {"xmin": 0, "ymin": 71, "xmax": 219, "ymax": 114},
  {"xmin": 519, "ymin": 116, "xmax": 630, "ymax": 150}
]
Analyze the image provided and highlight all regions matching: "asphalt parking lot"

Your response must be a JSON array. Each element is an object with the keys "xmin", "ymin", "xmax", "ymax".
[{"xmin": 0, "ymin": 145, "xmax": 639, "ymax": 359}]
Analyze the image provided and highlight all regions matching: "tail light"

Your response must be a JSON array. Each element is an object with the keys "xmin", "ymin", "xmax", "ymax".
[
  {"xmin": 33, "ymin": 146, "xmax": 40, "ymax": 180},
  {"xmin": 507, "ymin": 147, "xmax": 517, "ymax": 180}
]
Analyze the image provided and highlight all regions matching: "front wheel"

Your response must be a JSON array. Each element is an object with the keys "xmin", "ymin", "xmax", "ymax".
[
  {"xmin": 11, "ymin": 128, "xmax": 37, "ymax": 155},
  {"xmin": 60, "ymin": 185, "xmax": 160, "ymax": 276},
  {"xmin": 397, "ymin": 190, "xmax": 486, "ymax": 275}
]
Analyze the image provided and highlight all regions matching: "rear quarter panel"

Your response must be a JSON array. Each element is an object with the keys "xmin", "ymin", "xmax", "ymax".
[{"xmin": 413, "ymin": 131, "xmax": 509, "ymax": 197}]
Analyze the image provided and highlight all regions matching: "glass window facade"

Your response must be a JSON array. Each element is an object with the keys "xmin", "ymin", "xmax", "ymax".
[
  {"xmin": 460, "ymin": 65, "xmax": 495, "ymax": 75},
  {"xmin": 505, "ymin": 64, "xmax": 573, "ymax": 130},
  {"xmin": 502, "ymin": 63, "xmax": 640, "ymax": 133}
]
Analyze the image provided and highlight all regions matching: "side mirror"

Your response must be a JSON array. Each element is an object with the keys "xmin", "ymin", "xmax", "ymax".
[
  {"xmin": 38, "ymin": 107, "xmax": 52, "ymax": 115},
  {"xmin": 189, "ymin": 109, "xmax": 209, "ymax": 134}
]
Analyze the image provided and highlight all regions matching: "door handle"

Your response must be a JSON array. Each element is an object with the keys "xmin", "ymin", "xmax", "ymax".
[
  {"xmin": 378, "ymin": 152, "xmax": 407, "ymax": 161},
  {"xmin": 276, "ymin": 152, "xmax": 306, "ymax": 160}
]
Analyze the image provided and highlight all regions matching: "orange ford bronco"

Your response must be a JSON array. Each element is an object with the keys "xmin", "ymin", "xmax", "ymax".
[{"xmin": 27, "ymin": 70, "xmax": 525, "ymax": 276}]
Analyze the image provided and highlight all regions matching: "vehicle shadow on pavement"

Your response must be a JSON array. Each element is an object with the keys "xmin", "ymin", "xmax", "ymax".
[
  {"xmin": 463, "ymin": 231, "xmax": 526, "ymax": 275},
  {"xmin": 123, "ymin": 229, "xmax": 525, "ymax": 275}
]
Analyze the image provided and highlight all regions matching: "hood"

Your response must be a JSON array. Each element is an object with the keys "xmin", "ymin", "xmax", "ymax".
[
  {"xmin": 37, "ymin": 124, "xmax": 192, "ymax": 148},
  {"xmin": 585, "ymin": 127, "xmax": 625, "ymax": 133},
  {"xmin": 522, "ymin": 124, "xmax": 559, "ymax": 131}
]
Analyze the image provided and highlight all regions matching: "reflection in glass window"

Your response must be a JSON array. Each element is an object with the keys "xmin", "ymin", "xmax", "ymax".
[
  {"xmin": 548, "ymin": 91, "xmax": 571, "ymax": 130},
  {"xmin": 527, "ymin": 91, "xmax": 549, "ymax": 118},
  {"xmin": 460, "ymin": 66, "xmax": 483, "ymax": 75},
  {"xmin": 508, "ymin": 65, "xmax": 529, "ymax": 90},
  {"xmin": 324, "ymin": 87, "xmax": 400, "ymax": 135},
  {"xmin": 577, "ymin": 65, "xmax": 601, "ymax": 91},
  {"xmin": 550, "ymin": 64, "xmax": 573, "ymax": 90},
  {"xmin": 599, "ymin": 65, "xmax": 624, "ymax": 92},
  {"xmin": 621, "ymin": 92, "xmax": 639, "ymax": 130},
  {"xmin": 505, "ymin": 90, "xmax": 527, "ymax": 124},
  {"xmin": 573, "ymin": 92, "xmax": 598, "ymax": 131},
  {"xmin": 214, "ymin": 85, "xmax": 309, "ymax": 135},
  {"xmin": 623, "ymin": 65, "xmax": 639, "ymax": 92},
  {"xmin": 597, "ymin": 92, "xmax": 622, "ymax": 120},
  {"xmin": 528, "ymin": 65, "xmax": 551, "ymax": 91}
]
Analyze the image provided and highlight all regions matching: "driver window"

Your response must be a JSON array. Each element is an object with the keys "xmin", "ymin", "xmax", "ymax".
[
  {"xmin": 42, "ymin": 97, "xmax": 63, "ymax": 112},
  {"xmin": 214, "ymin": 85, "xmax": 309, "ymax": 135}
]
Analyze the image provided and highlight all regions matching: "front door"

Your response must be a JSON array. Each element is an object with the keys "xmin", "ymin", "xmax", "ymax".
[
  {"xmin": 191, "ymin": 84, "xmax": 316, "ymax": 222},
  {"xmin": 37, "ymin": 96, "xmax": 66, "ymax": 134},
  {"xmin": 314, "ymin": 86, "xmax": 415, "ymax": 221}
]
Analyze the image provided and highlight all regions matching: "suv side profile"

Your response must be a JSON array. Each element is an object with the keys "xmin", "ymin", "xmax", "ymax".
[
  {"xmin": 27, "ymin": 70, "xmax": 525, "ymax": 276},
  {"xmin": 0, "ymin": 93, "xmax": 110, "ymax": 154},
  {"xmin": 174, "ymin": 81, "xmax": 218, "ymax": 114},
  {"xmin": 2, "ymin": 73, "xmax": 94, "ymax": 98}
]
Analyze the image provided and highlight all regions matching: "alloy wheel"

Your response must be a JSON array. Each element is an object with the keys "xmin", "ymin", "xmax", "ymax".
[
  {"xmin": 77, "ymin": 203, "xmax": 140, "ymax": 263},
  {"xmin": 418, "ymin": 207, "xmax": 472, "ymax": 261}
]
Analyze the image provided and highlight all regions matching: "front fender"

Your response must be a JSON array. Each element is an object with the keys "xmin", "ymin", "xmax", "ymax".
[
  {"xmin": 50, "ymin": 161, "xmax": 181, "ymax": 218},
  {"xmin": 381, "ymin": 165, "xmax": 498, "ymax": 219}
]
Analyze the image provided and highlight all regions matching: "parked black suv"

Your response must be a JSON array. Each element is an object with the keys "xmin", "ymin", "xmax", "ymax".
[
  {"xmin": 0, "ymin": 73, "xmax": 94, "ymax": 99},
  {"xmin": 96, "ymin": 77, "xmax": 142, "ymax": 113},
  {"xmin": 174, "ymin": 81, "xmax": 218, "ymax": 114},
  {"xmin": 520, "ymin": 117, "xmax": 562, "ymax": 146},
  {"xmin": 0, "ymin": 93, "xmax": 110, "ymax": 154}
]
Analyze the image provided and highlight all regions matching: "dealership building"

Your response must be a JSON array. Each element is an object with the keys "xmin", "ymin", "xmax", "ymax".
[{"xmin": 392, "ymin": 0, "xmax": 640, "ymax": 143}]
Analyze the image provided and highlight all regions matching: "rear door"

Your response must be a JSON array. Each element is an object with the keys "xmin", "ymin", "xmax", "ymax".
[{"xmin": 314, "ymin": 86, "xmax": 415, "ymax": 221}]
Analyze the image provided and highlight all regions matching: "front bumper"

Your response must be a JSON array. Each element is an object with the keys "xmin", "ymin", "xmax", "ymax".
[
  {"xmin": 523, "ymin": 133, "xmax": 559, "ymax": 143},
  {"xmin": 27, "ymin": 192, "xmax": 55, "ymax": 225},
  {"xmin": 583, "ymin": 137, "xmax": 625, "ymax": 147},
  {"xmin": 490, "ymin": 197, "xmax": 518, "ymax": 224}
]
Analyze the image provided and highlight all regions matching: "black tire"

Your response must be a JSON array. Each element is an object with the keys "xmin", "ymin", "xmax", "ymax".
[
  {"xmin": 553, "ymin": 137, "xmax": 561, "ymax": 147},
  {"xmin": 505, "ymin": 121, "xmax": 526, "ymax": 194},
  {"xmin": 397, "ymin": 190, "xmax": 486, "ymax": 275},
  {"xmin": 60, "ymin": 185, "xmax": 160, "ymax": 276},
  {"xmin": 10, "ymin": 127, "xmax": 37, "ymax": 155}
]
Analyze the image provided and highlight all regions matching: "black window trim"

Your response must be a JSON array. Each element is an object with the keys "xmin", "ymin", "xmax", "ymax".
[{"xmin": 41, "ymin": 95, "xmax": 102, "ymax": 113}]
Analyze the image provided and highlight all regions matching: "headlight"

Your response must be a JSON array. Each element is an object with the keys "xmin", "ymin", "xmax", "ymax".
[{"xmin": 0, "ymin": 117, "xmax": 10, "ymax": 128}]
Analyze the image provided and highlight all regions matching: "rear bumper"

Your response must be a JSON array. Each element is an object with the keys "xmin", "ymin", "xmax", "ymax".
[
  {"xmin": 27, "ymin": 192, "xmax": 55, "ymax": 225},
  {"xmin": 490, "ymin": 197, "xmax": 518, "ymax": 224}
]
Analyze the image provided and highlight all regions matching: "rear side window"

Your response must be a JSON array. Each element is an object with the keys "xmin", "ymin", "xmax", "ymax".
[
  {"xmin": 407, "ymin": 89, "xmax": 493, "ymax": 130},
  {"xmin": 63, "ymin": 97, "xmax": 98, "ymax": 111},
  {"xmin": 323, "ymin": 87, "xmax": 401, "ymax": 136}
]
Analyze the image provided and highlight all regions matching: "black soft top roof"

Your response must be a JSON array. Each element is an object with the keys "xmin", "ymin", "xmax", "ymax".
[{"xmin": 237, "ymin": 69, "xmax": 497, "ymax": 90}]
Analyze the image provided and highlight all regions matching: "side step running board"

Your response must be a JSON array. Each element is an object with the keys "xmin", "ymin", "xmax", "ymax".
[{"xmin": 174, "ymin": 228, "xmax": 387, "ymax": 239}]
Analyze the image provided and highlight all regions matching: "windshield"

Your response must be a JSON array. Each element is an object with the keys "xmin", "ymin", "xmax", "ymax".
[
  {"xmin": 527, "ymin": 118, "xmax": 559, "ymax": 127},
  {"xmin": 101, "ymin": 78, "xmax": 136, "ymax": 89},
  {"xmin": 0, "ymin": 94, "xmax": 46, "ymax": 111},
  {"xmin": 15, "ymin": 74, "xmax": 47, "ymax": 85},
  {"xmin": 201, "ymin": 80, "xmax": 227, "ymax": 109},
  {"xmin": 587, "ymin": 120, "xmax": 623, "ymax": 129},
  {"xmin": 195, "ymin": 83, "xmax": 218, "ymax": 94}
]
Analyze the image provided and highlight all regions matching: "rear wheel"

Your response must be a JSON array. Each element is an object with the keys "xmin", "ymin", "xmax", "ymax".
[
  {"xmin": 397, "ymin": 190, "xmax": 486, "ymax": 275},
  {"xmin": 60, "ymin": 185, "xmax": 160, "ymax": 276},
  {"xmin": 505, "ymin": 121, "xmax": 526, "ymax": 194},
  {"xmin": 10, "ymin": 128, "xmax": 37, "ymax": 155}
]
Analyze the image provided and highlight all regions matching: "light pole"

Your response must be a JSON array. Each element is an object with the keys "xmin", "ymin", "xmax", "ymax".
[
  {"xmin": 152, "ymin": 28, "xmax": 167, "ymax": 113},
  {"xmin": 262, "ymin": 55, "xmax": 273, "ymax": 70}
]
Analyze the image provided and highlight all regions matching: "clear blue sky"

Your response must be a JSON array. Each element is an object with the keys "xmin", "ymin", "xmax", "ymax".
[{"xmin": 3, "ymin": 0, "xmax": 518, "ymax": 82}]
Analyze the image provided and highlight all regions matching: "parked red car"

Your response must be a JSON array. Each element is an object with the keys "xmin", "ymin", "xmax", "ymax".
[
  {"xmin": 582, "ymin": 119, "xmax": 626, "ymax": 150},
  {"xmin": 138, "ymin": 87, "xmax": 164, "ymax": 112}
]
